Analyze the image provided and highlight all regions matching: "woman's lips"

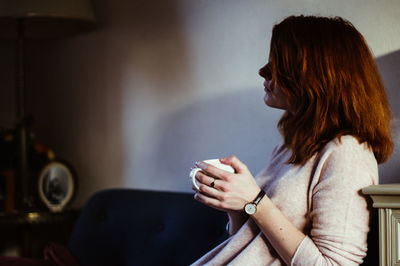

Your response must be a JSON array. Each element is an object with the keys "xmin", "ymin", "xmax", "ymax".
[
  {"xmin": 264, "ymin": 86, "xmax": 271, "ymax": 93},
  {"xmin": 263, "ymin": 81, "xmax": 271, "ymax": 92}
]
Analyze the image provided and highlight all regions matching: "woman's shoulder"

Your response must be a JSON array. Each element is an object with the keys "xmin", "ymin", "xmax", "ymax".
[
  {"xmin": 318, "ymin": 135, "xmax": 378, "ymax": 183},
  {"xmin": 323, "ymin": 135, "xmax": 374, "ymax": 157}
]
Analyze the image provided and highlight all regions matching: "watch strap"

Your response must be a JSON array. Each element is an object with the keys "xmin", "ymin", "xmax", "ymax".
[{"xmin": 253, "ymin": 189, "xmax": 265, "ymax": 206}]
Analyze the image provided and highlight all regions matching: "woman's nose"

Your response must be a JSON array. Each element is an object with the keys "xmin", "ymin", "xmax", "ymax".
[
  {"xmin": 259, "ymin": 64, "xmax": 272, "ymax": 80},
  {"xmin": 258, "ymin": 65, "xmax": 266, "ymax": 78}
]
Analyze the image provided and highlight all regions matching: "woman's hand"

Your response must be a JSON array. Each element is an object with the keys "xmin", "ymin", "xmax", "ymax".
[{"xmin": 193, "ymin": 156, "xmax": 261, "ymax": 212}]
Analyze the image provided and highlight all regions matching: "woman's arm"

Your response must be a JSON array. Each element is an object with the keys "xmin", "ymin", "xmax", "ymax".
[
  {"xmin": 250, "ymin": 195, "xmax": 305, "ymax": 264},
  {"xmin": 194, "ymin": 146, "xmax": 373, "ymax": 265},
  {"xmin": 194, "ymin": 156, "xmax": 305, "ymax": 264}
]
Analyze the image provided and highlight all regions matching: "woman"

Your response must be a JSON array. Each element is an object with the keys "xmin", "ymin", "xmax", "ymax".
[{"xmin": 191, "ymin": 15, "xmax": 393, "ymax": 265}]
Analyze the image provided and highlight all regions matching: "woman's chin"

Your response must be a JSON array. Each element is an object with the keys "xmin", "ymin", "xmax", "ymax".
[
  {"xmin": 264, "ymin": 95, "xmax": 274, "ymax": 107},
  {"xmin": 264, "ymin": 95, "xmax": 286, "ymax": 111}
]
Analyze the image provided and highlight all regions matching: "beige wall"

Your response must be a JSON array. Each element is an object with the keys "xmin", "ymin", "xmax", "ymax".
[{"xmin": 0, "ymin": 0, "xmax": 399, "ymax": 207}]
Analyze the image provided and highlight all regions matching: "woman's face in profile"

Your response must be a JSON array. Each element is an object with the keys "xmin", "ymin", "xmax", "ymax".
[{"xmin": 259, "ymin": 63, "xmax": 291, "ymax": 112}]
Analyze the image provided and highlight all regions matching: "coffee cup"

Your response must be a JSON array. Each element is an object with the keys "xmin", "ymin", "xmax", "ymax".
[{"xmin": 190, "ymin": 159, "xmax": 235, "ymax": 191}]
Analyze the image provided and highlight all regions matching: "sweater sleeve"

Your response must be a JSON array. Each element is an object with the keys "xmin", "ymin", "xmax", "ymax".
[{"xmin": 290, "ymin": 138, "xmax": 377, "ymax": 266}]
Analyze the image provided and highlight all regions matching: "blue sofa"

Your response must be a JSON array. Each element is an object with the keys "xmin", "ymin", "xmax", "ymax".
[
  {"xmin": 66, "ymin": 188, "xmax": 378, "ymax": 266},
  {"xmin": 67, "ymin": 189, "xmax": 229, "ymax": 266}
]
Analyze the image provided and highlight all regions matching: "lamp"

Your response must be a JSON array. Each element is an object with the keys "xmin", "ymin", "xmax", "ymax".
[{"xmin": 0, "ymin": 0, "xmax": 96, "ymax": 211}]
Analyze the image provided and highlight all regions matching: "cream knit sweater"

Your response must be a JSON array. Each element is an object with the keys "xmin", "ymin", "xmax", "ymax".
[{"xmin": 191, "ymin": 135, "xmax": 378, "ymax": 265}]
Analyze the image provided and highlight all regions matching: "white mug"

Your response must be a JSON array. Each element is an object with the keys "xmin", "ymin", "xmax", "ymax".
[{"xmin": 190, "ymin": 159, "xmax": 235, "ymax": 191}]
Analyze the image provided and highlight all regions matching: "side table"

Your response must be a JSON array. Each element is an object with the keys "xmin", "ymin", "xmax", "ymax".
[
  {"xmin": 0, "ymin": 210, "xmax": 80, "ymax": 258},
  {"xmin": 363, "ymin": 184, "xmax": 400, "ymax": 266}
]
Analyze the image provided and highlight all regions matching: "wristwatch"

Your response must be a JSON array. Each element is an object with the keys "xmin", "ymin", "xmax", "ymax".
[{"xmin": 244, "ymin": 190, "xmax": 266, "ymax": 215}]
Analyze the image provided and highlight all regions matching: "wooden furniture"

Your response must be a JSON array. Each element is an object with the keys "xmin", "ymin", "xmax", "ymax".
[
  {"xmin": 0, "ymin": 210, "xmax": 79, "ymax": 257},
  {"xmin": 363, "ymin": 184, "xmax": 400, "ymax": 266}
]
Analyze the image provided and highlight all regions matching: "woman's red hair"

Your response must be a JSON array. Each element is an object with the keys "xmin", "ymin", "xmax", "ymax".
[{"xmin": 263, "ymin": 15, "xmax": 393, "ymax": 165}]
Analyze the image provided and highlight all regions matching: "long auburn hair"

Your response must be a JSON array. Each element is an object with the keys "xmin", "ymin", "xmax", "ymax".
[{"xmin": 264, "ymin": 15, "xmax": 393, "ymax": 165}]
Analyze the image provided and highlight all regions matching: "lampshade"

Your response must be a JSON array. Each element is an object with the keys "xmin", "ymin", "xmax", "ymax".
[{"xmin": 0, "ymin": 0, "xmax": 96, "ymax": 38}]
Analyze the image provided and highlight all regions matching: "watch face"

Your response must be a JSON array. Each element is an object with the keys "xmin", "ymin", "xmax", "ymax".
[{"xmin": 245, "ymin": 203, "xmax": 256, "ymax": 215}]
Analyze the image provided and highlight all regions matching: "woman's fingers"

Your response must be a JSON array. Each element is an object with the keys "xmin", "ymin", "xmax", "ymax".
[
  {"xmin": 194, "ymin": 191, "xmax": 224, "ymax": 209},
  {"xmin": 195, "ymin": 171, "xmax": 215, "ymax": 186},
  {"xmin": 193, "ymin": 156, "xmax": 260, "ymax": 212},
  {"xmin": 219, "ymin": 156, "xmax": 249, "ymax": 174},
  {"xmin": 193, "ymin": 169, "xmax": 223, "ymax": 199},
  {"xmin": 195, "ymin": 161, "xmax": 233, "ymax": 181},
  {"xmin": 196, "ymin": 171, "xmax": 230, "ymax": 193},
  {"xmin": 198, "ymin": 182, "xmax": 224, "ymax": 199}
]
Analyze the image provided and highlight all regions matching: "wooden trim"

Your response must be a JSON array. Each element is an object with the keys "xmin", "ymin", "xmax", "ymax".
[
  {"xmin": 391, "ymin": 210, "xmax": 400, "ymax": 265},
  {"xmin": 363, "ymin": 185, "xmax": 400, "ymax": 266},
  {"xmin": 380, "ymin": 208, "xmax": 387, "ymax": 266}
]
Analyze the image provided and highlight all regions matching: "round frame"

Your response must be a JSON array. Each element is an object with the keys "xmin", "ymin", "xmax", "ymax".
[{"xmin": 38, "ymin": 161, "xmax": 75, "ymax": 212}]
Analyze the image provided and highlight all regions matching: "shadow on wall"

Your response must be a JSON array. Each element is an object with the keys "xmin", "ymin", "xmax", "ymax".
[
  {"xmin": 376, "ymin": 50, "xmax": 400, "ymax": 183},
  {"xmin": 144, "ymin": 88, "xmax": 283, "ymax": 192}
]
